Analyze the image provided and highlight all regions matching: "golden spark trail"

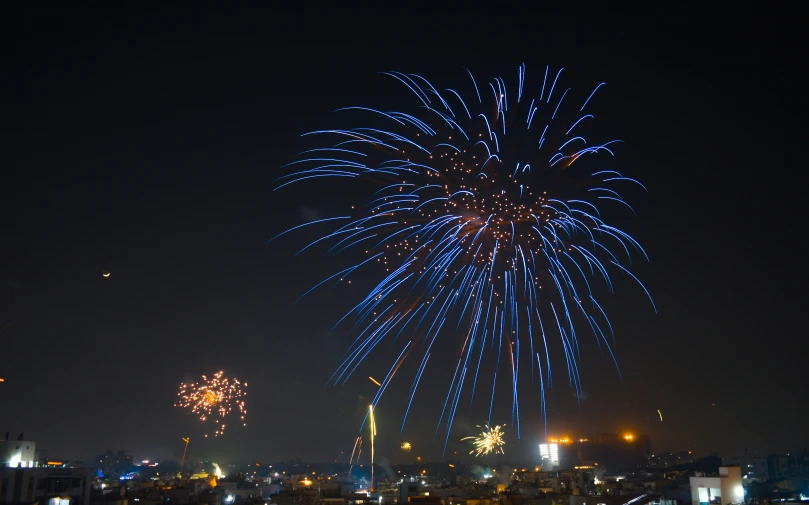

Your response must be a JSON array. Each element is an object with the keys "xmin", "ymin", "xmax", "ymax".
[
  {"xmin": 369, "ymin": 405, "xmax": 376, "ymax": 492},
  {"xmin": 461, "ymin": 424, "xmax": 505, "ymax": 457},
  {"xmin": 348, "ymin": 436, "xmax": 361, "ymax": 476}
]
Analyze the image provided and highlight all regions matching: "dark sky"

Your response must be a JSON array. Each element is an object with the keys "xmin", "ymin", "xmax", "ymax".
[{"xmin": 1, "ymin": 6, "xmax": 804, "ymax": 465}]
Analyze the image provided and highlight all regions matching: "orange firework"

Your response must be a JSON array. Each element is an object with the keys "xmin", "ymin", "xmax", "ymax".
[{"xmin": 175, "ymin": 371, "xmax": 247, "ymax": 437}]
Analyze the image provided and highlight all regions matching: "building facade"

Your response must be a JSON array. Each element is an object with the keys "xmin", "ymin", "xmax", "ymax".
[
  {"xmin": 0, "ymin": 439, "xmax": 36, "ymax": 468},
  {"xmin": 0, "ymin": 466, "xmax": 92, "ymax": 505},
  {"xmin": 689, "ymin": 466, "xmax": 743, "ymax": 505}
]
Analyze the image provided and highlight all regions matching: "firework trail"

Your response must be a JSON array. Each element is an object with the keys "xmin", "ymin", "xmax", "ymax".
[
  {"xmin": 271, "ymin": 64, "xmax": 655, "ymax": 452},
  {"xmin": 175, "ymin": 371, "xmax": 248, "ymax": 437},
  {"xmin": 461, "ymin": 424, "xmax": 505, "ymax": 457},
  {"xmin": 348, "ymin": 436, "xmax": 362, "ymax": 476},
  {"xmin": 369, "ymin": 405, "xmax": 376, "ymax": 491}
]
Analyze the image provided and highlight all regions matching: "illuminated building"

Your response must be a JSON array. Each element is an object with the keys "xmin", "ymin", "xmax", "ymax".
[
  {"xmin": 0, "ymin": 434, "xmax": 35, "ymax": 468},
  {"xmin": 689, "ymin": 466, "xmax": 743, "ymax": 505},
  {"xmin": 539, "ymin": 443, "xmax": 559, "ymax": 465},
  {"xmin": 540, "ymin": 443, "xmax": 558, "ymax": 461}
]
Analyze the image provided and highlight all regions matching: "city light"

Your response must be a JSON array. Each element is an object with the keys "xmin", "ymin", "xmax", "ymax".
[{"xmin": 624, "ymin": 433, "xmax": 635, "ymax": 441}]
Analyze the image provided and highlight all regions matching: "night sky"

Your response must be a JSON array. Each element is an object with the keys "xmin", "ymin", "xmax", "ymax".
[{"xmin": 1, "ymin": 7, "xmax": 804, "ymax": 465}]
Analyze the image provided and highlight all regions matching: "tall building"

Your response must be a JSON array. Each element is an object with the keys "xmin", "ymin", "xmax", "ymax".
[
  {"xmin": 93, "ymin": 450, "xmax": 132, "ymax": 477},
  {"xmin": 722, "ymin": 449, "xmax": 759, "ymax": 479},
  {"xmin": 748, "ymin": 457, "xmax": 768, "ymax": 481},
  {"xmin": 646, "ymin": 450, "xmax": 694, "ymax": 469},
  {"xmin": 595, "ymin": 433, "xmax": 620, "ymax": 447},
  {"xmin": 539, "ymin": 443, "xmax": 560, "ymax": 467},
  {"xmin": 542, "ymin": 432, "xmax": 651, "ymax": 470},
  {"xmin": 0, "ymin": 466, "xmax": 92, "ymax": 505},
  {"xmin": 766, "ymin": 453, "xmax": 797, "ymax": 479}
]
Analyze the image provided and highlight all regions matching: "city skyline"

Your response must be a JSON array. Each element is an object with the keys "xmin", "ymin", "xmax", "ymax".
[{"xmin": 1, "ymin": 6, "xmax": 804, "ymax": 464}]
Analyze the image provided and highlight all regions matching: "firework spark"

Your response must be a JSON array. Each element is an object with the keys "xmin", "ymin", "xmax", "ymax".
[
  {"xmin": 175, "ymin": 371, "xmax": 247, "ymax": 437},
  {"xmin": 369, "ymin": 405, "xmax": 376, "ymax": 492},
  {"xmin": 462, "ymin": 424, "xmax": 505, "ymax": 457},
  {"xmin": 273, "ymin": 64, "xmax": 654, "ymax": 451},
  {"xmin": 400, "ymin": 441, "xmax": 412, "ymax": 452}
]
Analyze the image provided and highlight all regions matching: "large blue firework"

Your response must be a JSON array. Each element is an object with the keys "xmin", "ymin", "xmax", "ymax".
[{"xmin": 271, "ymin": 64, "xmax": 655, "ymax": 450}]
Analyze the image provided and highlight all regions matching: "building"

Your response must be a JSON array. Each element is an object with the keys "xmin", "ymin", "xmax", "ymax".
[
  {"xmin": 0, "ymin": 435, "xmax": 36, "ymax": 468},
  {"xmin": 93, "ymin": 451, "xmax": 133, "ymax": 478},
  {"xmin": 541, "ymin": 433, "xmax": 652, "ymax": 470},
  {"xmin": 689, "ymin": 466, "xmax": 743, "ymax": 505},
  {"xmin": 0, "ymin": 466, "xmax": 92, "ymax": 505},
  {"xmin": 722, "ymin": 449, "xmax": 759, "ymax": 479},
  {"xmin": 397, "ymin": 481, "xmax": 422, "ymax": 503},
  {"xmin": 584, "ymin": 433, "xmax": 650, "ymax": 470},
  {"xmin": 747, "ymin": 457, "xmax": 768, "ymax": 481},
  {"xmin": 647, "ymin": 451, "xmax": 694, "ymax": 469},
  {"xmin": 539, "ymin": 444, "xmax": 560, "ymax": 468}
]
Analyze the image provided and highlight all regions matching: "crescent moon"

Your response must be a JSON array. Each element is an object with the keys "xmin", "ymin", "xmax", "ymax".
[{"xmin": 102, "ymin": 272, "xmax": 111, "ymax": 278}]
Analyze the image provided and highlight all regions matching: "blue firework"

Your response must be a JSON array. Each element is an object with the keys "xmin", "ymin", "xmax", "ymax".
[{"xmin": 271, "ymin": 64, "xmax": 655, "ymax": 451}]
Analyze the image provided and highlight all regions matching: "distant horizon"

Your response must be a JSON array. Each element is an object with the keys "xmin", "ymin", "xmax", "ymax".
[
  {"xmin": 7, "ymin": 429, "xmax": 806, "ymax": 468},
  {"xmin": 15, "ymin": 442, "xmax": 802, "ymax": 470}
]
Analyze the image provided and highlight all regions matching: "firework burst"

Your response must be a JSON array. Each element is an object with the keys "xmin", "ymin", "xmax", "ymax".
[
  {"xmin": 462, "ymin": 424, "xmax": 505, "ymax": 457},
  {"xmin": 272, "ymin": 64, "xmax": 655, "ymax": 451},
  {"xmin": 175, "ymin": 371, "xmax": 247, "ymax": 437},
  {"xmin": 400, "ymin": 441, "xmax": 412, "ymax": 452}
]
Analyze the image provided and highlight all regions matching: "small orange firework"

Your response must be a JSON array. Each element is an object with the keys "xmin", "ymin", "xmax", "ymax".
[{"xmin": 174, "ymin": 371, "xmax": 247, "ymax": 437}]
